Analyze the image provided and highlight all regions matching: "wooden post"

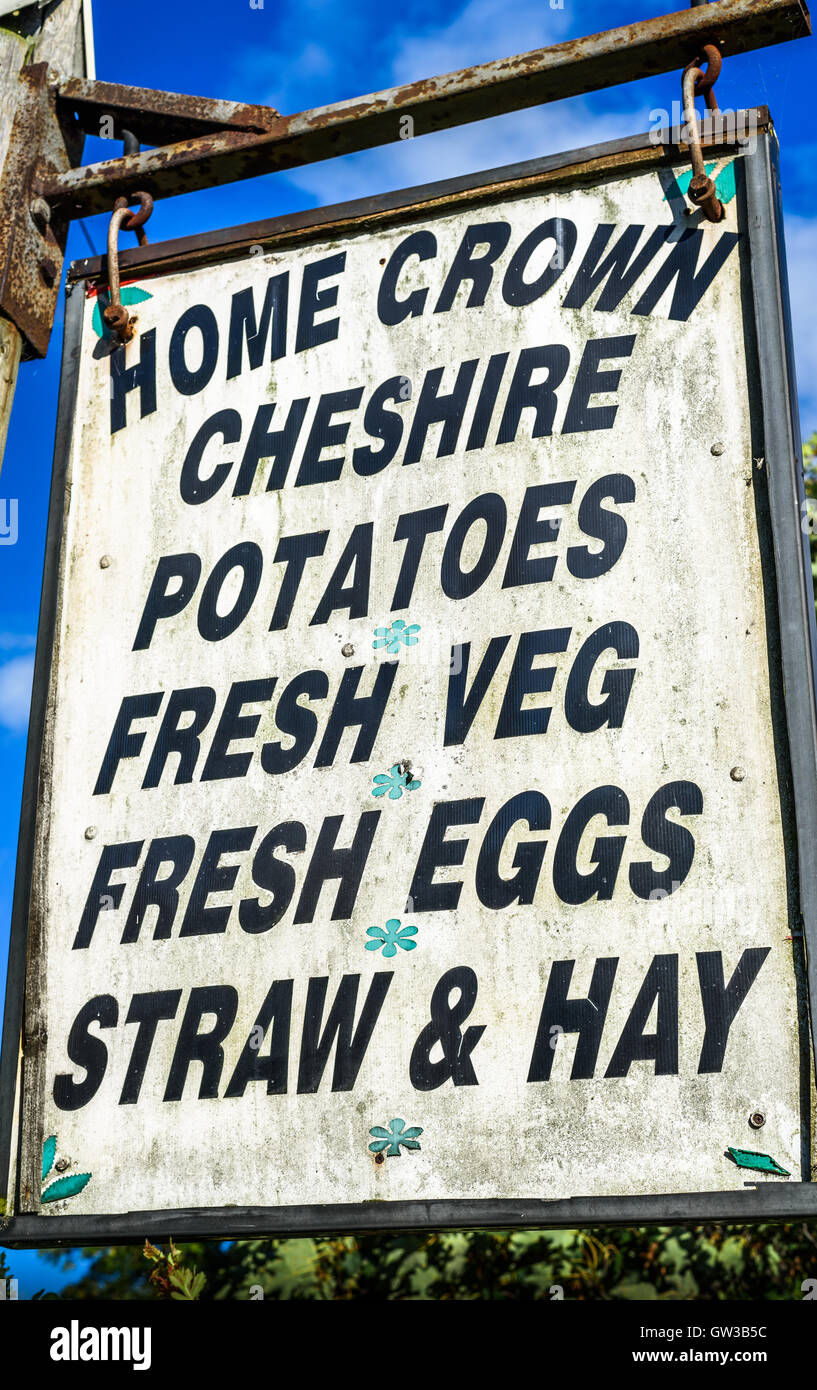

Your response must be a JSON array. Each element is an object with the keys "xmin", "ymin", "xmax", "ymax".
[{"xmin": 0, "ymin": 0, "xmax": 92, "ymax": 477}]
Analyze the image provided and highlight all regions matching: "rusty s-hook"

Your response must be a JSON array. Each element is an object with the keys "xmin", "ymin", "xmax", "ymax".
[
  {"xmin": 682, "ymin": 44, "xmax": 724, "ymax": 223},
  {"xmin": 103, "ymin": 192, "xmax": 153, "ymax": 343}
]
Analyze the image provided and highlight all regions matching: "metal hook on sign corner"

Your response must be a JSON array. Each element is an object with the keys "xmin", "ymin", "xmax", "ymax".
[
  {"xmin": 682, "ymin": 44, "xmax": 725, "ymax": 223},
  {"xmin": 103, "ymin": 192, "xmax": 154, "ymax": 344}
]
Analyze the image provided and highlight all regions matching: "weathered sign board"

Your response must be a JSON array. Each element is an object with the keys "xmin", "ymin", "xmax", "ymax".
[{"xmin": 3, "ymin": 112, "xmax": 817, "ymax": 1244}]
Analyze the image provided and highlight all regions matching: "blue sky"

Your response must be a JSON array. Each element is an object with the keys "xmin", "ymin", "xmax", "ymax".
[{"xmin": 0, "ymin": 0, "xmax": 814, "ymax": 1295}]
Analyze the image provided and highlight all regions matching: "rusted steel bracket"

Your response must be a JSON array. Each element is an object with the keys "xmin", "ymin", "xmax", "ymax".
[
  {"xmin": 37, "ymin": 0, "xmax": 809, "ymax": 221},
  {"xmin": 0, "ymin": 64, "xmax": 82, "ymax": 358},
  {"xmin": 56, "ymin": 77, "xmax": 280, "ymax": 148}
]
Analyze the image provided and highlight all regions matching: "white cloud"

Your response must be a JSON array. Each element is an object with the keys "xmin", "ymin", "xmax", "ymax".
[
  {"xmin": 388, "ymin": 0, "xmax": 573, "ymax": 85},
  {"xmin": 0, "ymin": 655, "xmax": 34, "ymax": 733},
  {"xmin": 287, "ymin": 98, "xmax": 637, "ymax": 207}
]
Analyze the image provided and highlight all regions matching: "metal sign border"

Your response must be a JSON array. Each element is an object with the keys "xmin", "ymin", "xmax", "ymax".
[{"xmin": 2, "ymin": 120, "xmax": 817, "ymax": 1248}]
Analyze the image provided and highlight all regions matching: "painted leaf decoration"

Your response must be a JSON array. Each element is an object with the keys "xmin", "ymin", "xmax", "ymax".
[
  {"xmin": 92, "ymin": 287, "xmax": 153, "ymax": 338},
  {"xmin": 41, "ymin": 1134, "xmax": 56, "ymax": 1181},
  {"xmin": 41, "ymin": 1171, "xmax": 92, "ymax": 1203},
  {"xmin": 666, "ymin": 160, "xmax": 737, "ymax": 207}
]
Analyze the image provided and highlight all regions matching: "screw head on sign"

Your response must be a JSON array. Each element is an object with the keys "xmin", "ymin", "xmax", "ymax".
[
  {"xmin": 54, "ymin": 1158, "xmax": 70, "ymax": 1173},
  {"xmin": 749, "ymin": 1112, "xmax": 766, "ymax": 1129},
  {"xmin": 84, "ymin": 826, "xmax": 97, "ymax": 840},
  {"xmin": 99, "ymin": 555, "xmax": 112, "ymax": 569},
  {"xmin": 730, "ymin": 767, "xmax": 746, "ymax": 782},
  {"xmin": 341, "ymin": 642, "xmax": 354, "ymax": 658},
  {"xmin": 711, "ymin": 442, "xmax": 725, "ymax": 456}
]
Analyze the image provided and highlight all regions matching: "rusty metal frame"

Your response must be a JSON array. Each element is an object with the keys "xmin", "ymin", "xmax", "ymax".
[
  {"xmin": 0, "ymin": 63, "xmax": 83, "ymax": 358},
  {"xmin": 2, "ymin": 117, "xmax": 816, "ymax": 1246},
  {"xmin": 0, "ymin": 0, "xmax": 810, "ymax": 355},
  {"xmin": 38, "ymin": 0, "xmax": 808, "ymax": 222}
]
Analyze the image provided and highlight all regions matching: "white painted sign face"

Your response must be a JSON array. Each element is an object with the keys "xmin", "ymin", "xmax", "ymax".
[{"xmin": 12, "ymin": 140, "xmax": 812, "ymax": 1228}]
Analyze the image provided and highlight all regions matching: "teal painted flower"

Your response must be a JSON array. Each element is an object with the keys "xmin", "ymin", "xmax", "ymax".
[
  {"xmin": 92, "ymin": 286, "xmax": 153, "ymax": 338},
  {"xmin": 371, "ymin": 764, "xmax": 421, "ymax": 799},
  {"xmin": 41, "ymin": 1134, "xmax": 91, "ymax": 1205},
  {"xmin": 366, "ymin": 918, "xmax": 418, "ymax": 957},
  {"xmin": 369, "ymin": 1118, "xmax": 423, "ymax": 1157},
  {"xmin": 373, "ymin": 619, "xmax": 420, "ymax": 654}
]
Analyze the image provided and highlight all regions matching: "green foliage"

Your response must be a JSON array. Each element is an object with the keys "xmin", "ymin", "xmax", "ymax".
[
  {"xmin": 40, "ymin": 1222, "xmax": 817, "ymax": 1301},
  {"xmin": 142, "ymin": 1240, "xmax": 206, "ymax": 1300}
]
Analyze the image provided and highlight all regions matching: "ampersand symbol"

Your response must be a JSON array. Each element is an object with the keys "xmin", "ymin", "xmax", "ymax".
[{"xmin": 409, "ymin": 966, "xmax": 486, "ymax": 1090}]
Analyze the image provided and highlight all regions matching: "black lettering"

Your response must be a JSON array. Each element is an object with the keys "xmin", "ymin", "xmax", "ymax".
[
  {"xmin": 133, "ymin": 553, "xmax": 201, "ymax": 651},
  {"xmin": 475, "ymin": 790, "xmax": 550, "ymax": 908},
  {"xmin": 441, "ymin": 493, "xmax": 506, "ymax": 600},
  {"xmin": 564, "ymin": 622, "xmax": 638, "ymax": 733},
  {"xmin": 119, "ymin": 991, "xmax": 182, "ymax": 1103},
  {"xmin": 315, "ymin": 664, "xmax": 397, "ymax": 767},
  {"xmin": 697, "ymin": 948, "xmax": 770, "ymax": 1073},
  {"xmin": 110, "ymin": 328, "xmax": 156, "ymax": 434},
  {"xmin": 200, "ymin": 678, "xmax": 276, "ymax": 782},
  {"xmin": 310, "ymin": 523, "xmax": 372, "ymax": 625},
  {"xmin": 164, "ymin": 986, "xmax": 239, "ymax": 1101},
  {"xmin": 239, "ymin": 823, "xmax": 307, "ymax": 933},
  {"xmin": 465, "ymin": 353, "xmax": 509, "ymax": 451},
  {"xmin": 296, "ymin": 388, "xmax": 364, "ymax": 486},
  {"xmin": 408, "ymin": 798, "xmax": 484, "ymax": 912},
  {"xmin": 562, "ymin": 224, "xmax": 669, "ymax": 311},
  {"xmin": 605, "ymin": 955, "xmax": 679, "ymax": 1076},
  {"xmin": 224, "ymin": 980, "xmax": 293, "ymax": 1096},
  {"xmin": 168, "ymin": 305, "xmax": 219, "ymax": 395},
  {"xmin": 297, "ymin": 973, "xmax": 392, "ymax": 1092},
  {"xmin": 53, "ymin": 995, "xmax": 118, "ymax": 1111},
  {"xmin": 552, "ymin": 786, "xmax": 629, "ymax": 904},
  {"xmin": 527, "ymin": 958, "xmax": 618, "ymax": 1081},
  {"xmin": 502, "ymin": 482, "xmax": 576, "ymax": 588},
  {"xmin": 180, "ymin": 410, "xmax": 241, "ymax": 505},
  {"xmin": 391, "ymin": 505, "xmax": 448, "ymax": 610},
  {"xmin": 294, "ymin": 812, "xmax": 380, "ymax": 924},
  {"xmin": 197, "ymin": 541, "xmax": 263, "ymax": 642},
  {"xmin": 233, "ymin": 399, "xmax": 310, "ymax": 496},
  {"xmin": 444, "ymin": 635, "xmax": 510, "ymax": 746},
  {"xmin": 632, "ymin": 229, "xmax": 740, "ymax": 321},
  {"xmin": 562, "ymin": 335, "xmax": 635, "ymax": 434},
  {"xmin": 94, "ymin": 692, "xmax": 162, "ymax": 794},
  {"xmin": 261, "ymin": 671, "xmax": 328, "ymax": 774},
  {"xmin": 502, "ymin": 218, "xmax": 577, "ymax": 304},
  {"xmin": 269, "ymin": 532, "xmax": 328, "ymax": 632},
  {"xmin": 496, "ymin": 345, "xmax": 570, "ymax": 444},
  {"xmin": 74, "ymin": 841, "xmax": 142, "ymax": 949},
  {"xmin": 629, "ymin": 780, "xmax": 704, "ymax": 899},
  {"xmin": 377, "ymin": 231, "xmax": 436, "ymax": 325},
  {"xmin": 567, "ymin": 472, "xmax": 635, "ymax": 578},
  {"xmin": 403, "ymin": 360, "xmax": 478, "ymax": 465},
  {"xmin": 141, "ymin": 687, "xmax": 216, "ymax": 788},
  {"xmin": 227, "ymin": 273, "xmax": 288, "ymax": 378},
  {"xmin": 352, "ymin": 377, "xmax": 408, "ymax": 476},
  {"xmin": 295, "ymin": 252, "xmax": 345, "ymax": 351},
  {"xmin": 121, "ymin": 835, "xmax": 196, "ymax": 943},
  {"xmin": 179, "ymin": 827, "xmax": 256, "ymax": 937},
  {"xmin": 495, "ymin": 628, "xmax": 571, "ymax": 739},
  {"xmin": 434, "ymin": 222, "xmax": 511, "ymax": 311}
]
